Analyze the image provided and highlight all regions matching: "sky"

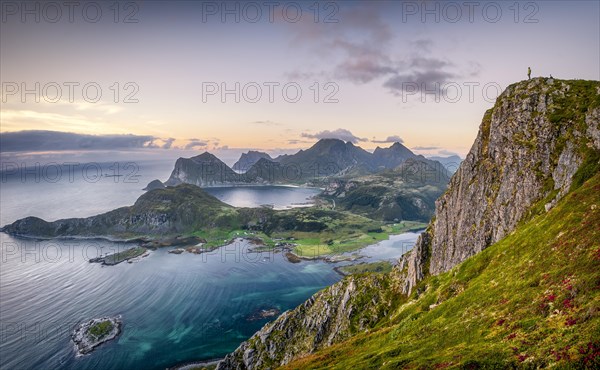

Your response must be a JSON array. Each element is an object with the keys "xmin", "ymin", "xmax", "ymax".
[{"xmin": 1, "ymin": 0, "xmax": 599, "ymax": 162}]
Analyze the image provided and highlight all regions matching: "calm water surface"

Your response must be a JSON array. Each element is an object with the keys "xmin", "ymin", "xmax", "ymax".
[{"xmin": 0, "ymin": 160, "xmax": 418, "ymax": 369}]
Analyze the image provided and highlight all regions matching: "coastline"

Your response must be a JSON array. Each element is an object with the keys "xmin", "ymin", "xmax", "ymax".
[{"xmin": 168, "ymin": 358, "xmax": 222, "ymax": 370}]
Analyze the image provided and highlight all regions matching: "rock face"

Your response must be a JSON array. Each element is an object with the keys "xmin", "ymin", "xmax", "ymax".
[
  {"xmin": 216, "ymin": 275, "xmax": 396, "ymax": 370},
  {"xmin": 165, "ymin": 152, "xmax": 242, "ymax": 187},
  {"xmin": 396, "ymin": 78, "xmax": 600, "ymax": 294},
  {"xmin": 233, "ymin": 151, "xmax": 273, "ymax": 172},
  {"xmin": 215, "ymin": 78, "xmax": 600, "ymax": 369}
]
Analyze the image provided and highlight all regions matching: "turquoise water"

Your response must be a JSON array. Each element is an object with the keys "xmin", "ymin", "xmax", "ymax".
[
  {"xmin": 0, "ymin": 235, "xmax": 341, "ymax": 369},
  {"xmin": 0, "ymin": 160, "xmax": 418, "ymax": 369}
]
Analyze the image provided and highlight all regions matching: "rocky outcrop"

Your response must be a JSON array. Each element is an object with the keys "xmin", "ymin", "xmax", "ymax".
[
  {"xmin": 216, "ymin": 274, "xmax": 396, "ymax": 369},
  {"xmin": 396, "ymin": 78, "xmax": 600, "ymax": 293},
  {"xmin": 72, "ymin": 316, "xmax": 122, "ymax": 356},
  {"xmin": 143, "ymin": 179, "xmax": 165, "ymax": 191}
]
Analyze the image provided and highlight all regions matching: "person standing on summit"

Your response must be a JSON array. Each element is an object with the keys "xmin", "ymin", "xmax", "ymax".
[{"xmin": 528, "ymin": 67, "xmax": 531, "ymax": 80}]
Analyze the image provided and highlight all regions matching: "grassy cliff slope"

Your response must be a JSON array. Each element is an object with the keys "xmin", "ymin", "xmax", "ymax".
[{"xmin": 284, "ymin": 172, "xmax": 600, "ymax": 369}]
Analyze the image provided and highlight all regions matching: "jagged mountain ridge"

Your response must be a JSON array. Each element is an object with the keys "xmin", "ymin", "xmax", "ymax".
[
  {"xmin": 162, "ymin": 139, "xmax": 448, "ymax": 186},
  {"xmin": 216, "ymin": 78, "xmax": 600, "ymax": 369}
]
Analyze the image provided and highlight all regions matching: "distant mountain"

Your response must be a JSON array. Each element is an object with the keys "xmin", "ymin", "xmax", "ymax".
[
  {"xmin": 426, "ymin": 155, "xmax": 462, "ymax": 173},
  {"xmin": 274, "ymin": 138, "xmax": 376, "ymax": 181},
  {"xmin": 372, "ymin": 142, "xmax": 416, "ymax": 169},
  {"xmin": 160, "ymin": 139, "xmax": 449, "ymax": 187},
  {"xmin": 165, "ymin": 152, "xmax": 247, "ymax": 187},
  {"xmin": 320, "ymin": 157, "xmax": 451, "ymax": 222},
  {"xmin": 232, "ymin": 151, "xmax": 273, "ymax": 172}
]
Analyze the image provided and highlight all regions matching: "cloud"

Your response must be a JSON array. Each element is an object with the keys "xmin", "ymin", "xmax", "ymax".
[
  {"xmin": 412, "ymin": 146, "xmax": 441, "ymax": 151},
  {"xmin": 383, "ymin": 69, "xmax": 456, "ymax": 95},
  {"xmin": 162, "ymin": 138, "xmax": 176, "ymax": 149},
  {"xmin": 250, "ymin": 120, "xmax": 282, "ymax": 126},
  {"xmin": 284, "ymin": 7, "xmax": 466, "ymax": 99},
  {"xmin": 335, "ymin": 56, "xmax": 397, "ymax": 84},
  {"xmin": 184, "ymin": 139, "xmax": 208, "ymax": 150},
  {"xmin": 301, "ymin": 129, "xmax": 367, "ymax": 144},
  {"xmin": 437, "ymin": 149, "xmax": 461, "ymax": 157},
  {"xmin": 410, "ymin": 39, "xmax": 433, "ymax": 53},
  {"xmin": 287, "ymin": 139, "xmax": 312, "ymax": 145},
  {"xmin": 0, "ymin": 130, "xmax": 157, "ymax": 152},
  {"xmin": 372, "ymin": 135, "xmax": 404, "ymax": 144}
]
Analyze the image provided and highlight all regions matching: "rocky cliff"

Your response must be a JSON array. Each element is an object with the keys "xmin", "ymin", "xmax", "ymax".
[
  {"xmin": 215, "ymin": 78, "xmax": 600, "ymax": 369},
  {"xmin": 396, "ymin": 78, "xmax": 600, "ymax": 294}
]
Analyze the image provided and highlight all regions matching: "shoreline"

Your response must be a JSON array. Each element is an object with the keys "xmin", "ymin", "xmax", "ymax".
[{"xmin": 167, "ymin": 358, "xmax": 222, "ymax": 370}]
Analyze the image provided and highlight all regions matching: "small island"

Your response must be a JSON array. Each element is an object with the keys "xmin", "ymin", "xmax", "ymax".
[
  {"xmin": 71, "ymin": 316, "xmax": 122, "ymax": 356},
  {"xmin": 89, "ymin": 247, "xmax": 148, "ymax": 265}
]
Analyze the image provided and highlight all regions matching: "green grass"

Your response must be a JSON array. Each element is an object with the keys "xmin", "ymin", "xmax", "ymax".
[
  {"xmin": 103, "ymin": 246, "xmax": 146, "ymax": 265},
  {"xmin": 283, "ymin": 173, "xmax": 600, "ymax": 369},
  {"xmin": 192, "ymin": 228, "xmax": 275, "ymax": 249},
  {"xmin": 88, "ymin": 320, "xmax": 114, "ymax": 340},
  {"xmin": 289, "ymin": 221, "xmax": 427, "ymax": 258},
  {"xmin": 337, "ymin": 261, "xmax": 393, "ymax": 275}
]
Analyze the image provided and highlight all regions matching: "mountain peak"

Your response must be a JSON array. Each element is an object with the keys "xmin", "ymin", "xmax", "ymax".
[
  {"xmin": 232, "ymin": 151, "xmax": 273, "ymax": 172},
  {"xmin": 191, "ymin": 151, "xmax": 221, "ymax": 162}
]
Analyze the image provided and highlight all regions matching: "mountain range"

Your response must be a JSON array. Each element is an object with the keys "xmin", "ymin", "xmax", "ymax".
[{"xmin": 158, "ymin": 139, "xmax": 452, "ymax": 188}]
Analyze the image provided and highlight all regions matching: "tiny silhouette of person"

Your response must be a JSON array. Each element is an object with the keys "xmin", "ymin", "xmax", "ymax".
[{"xmin": 528, "ymin": 67, "xmax": 531, "ymax": 80}]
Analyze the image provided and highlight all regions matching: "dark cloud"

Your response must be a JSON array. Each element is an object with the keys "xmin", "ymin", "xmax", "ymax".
[
  {"xmin": 286, "ymin": 6, "xmax": 464, "ymax": 98},
  {"xmin": 0, "ymin": 130, "xmax": 157, "ymax": 152},
  {"xmin": 384, "ymin": 69, "xmax": 456, "ymax": 95},
  {"xmin": 184, "ymin": 139, "xmax": 208, "ymax": 150},
  {"xmin": 335, "ymin": 56, "xmax": 397, "ymax": 84},
  {"xmin": 372, "ymin": 135, "xmax": 404, "ymax": 144},
  {"xmin": 301, "ymin": 129, "xmax": 367, "ymax": 144},
  {"xmin": 409, "ymin": 57, "xmax": 451, "ymax": 70}
]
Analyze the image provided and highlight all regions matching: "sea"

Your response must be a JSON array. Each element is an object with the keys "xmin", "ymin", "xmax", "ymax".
[{"xmin": 0, "ymin": 159, "xmax": 418, "ymax": 369}]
